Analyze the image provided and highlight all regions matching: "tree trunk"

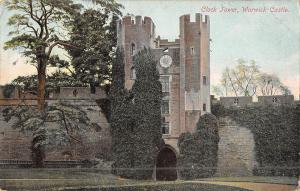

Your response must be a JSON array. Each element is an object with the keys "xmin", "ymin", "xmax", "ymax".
[
  {"xmin": 33, "ymin": 46, "xmax": 47, "ymax": 167},
  {"xmin": 37, "ymin": 57, "xmax": 47, "ymax": 111}
]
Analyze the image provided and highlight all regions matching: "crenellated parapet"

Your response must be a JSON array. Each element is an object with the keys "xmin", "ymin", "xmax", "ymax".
[
  {"xmin": 219, "ymin": 95, "xmax": 295, "ymax": 107},
  {"xmin": 117, "ymin": 15, "xmax": 157, "ymax": 89}
]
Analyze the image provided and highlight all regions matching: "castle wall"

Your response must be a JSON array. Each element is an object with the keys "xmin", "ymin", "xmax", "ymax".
[
  {"xmin": 216, "ymin": 117, "xmax": 257, "ymax": 177},
  {"xmin": 220, "ymin": 95, "xmax": 295, "ymax": 107},
  {"xmin": 257, "ymin": 95, "xmax": 294, "ymax": 105},
  {"xmin": 0, "ymin": 87, "xmax": 110, "ymax": 161},
  {"xmin": 220, "ymin": 96, "xmax": 253, "ymax": 107}
]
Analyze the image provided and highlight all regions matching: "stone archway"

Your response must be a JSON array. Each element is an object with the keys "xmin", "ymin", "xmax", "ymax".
[{"xmin": 156, "ymin": 147, "xmax": 177, "ymax": 181}]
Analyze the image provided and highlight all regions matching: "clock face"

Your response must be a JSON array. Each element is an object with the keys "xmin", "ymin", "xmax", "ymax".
[{"xmin": 160, "ymin": 55, "xmax": 172, "ymax": 68}]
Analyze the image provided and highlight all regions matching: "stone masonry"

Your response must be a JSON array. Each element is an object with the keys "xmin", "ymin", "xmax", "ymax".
[
  {"xmin": 0, "ymin": 87, "xmax": 110, "ymax": 161},
  {"xmin": 216, "ymin": 117, "xmax": 257, "ymax": 177},
  {"xmin": 117, "ymin": 13, "xmax": 211, "ymax": 152}
]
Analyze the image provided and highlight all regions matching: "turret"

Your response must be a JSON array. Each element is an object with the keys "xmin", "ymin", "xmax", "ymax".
[
  {"xmin": 117, "ymin": 16, "xmax": 156, "ymax": 89},
  {"xmin": 179, "ymin": 13, "xmax": 211, "ymax": 133}
]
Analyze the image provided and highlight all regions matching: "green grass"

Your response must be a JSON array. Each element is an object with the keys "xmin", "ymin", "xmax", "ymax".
[
  {"xmin": 0, "ymin": 168, "xmax": 138, "ymax": 191},
  {"xmin": 198, "ymin": 176, "xmax": 298, "ymax": 185},
  {"xmin": 0, "ymin": 169, "xmax": 295, "ymax": 191}
]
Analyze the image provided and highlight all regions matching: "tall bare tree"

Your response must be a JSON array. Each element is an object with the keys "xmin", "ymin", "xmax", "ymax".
[{"xmin": 213, "ymin": 59, "xmax": 291, "ymax": 97}]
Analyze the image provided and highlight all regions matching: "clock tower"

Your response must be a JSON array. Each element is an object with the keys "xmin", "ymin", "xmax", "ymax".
[{"xmin": 117, "ymin": 13, "xmax": 210, "ymax": 152}]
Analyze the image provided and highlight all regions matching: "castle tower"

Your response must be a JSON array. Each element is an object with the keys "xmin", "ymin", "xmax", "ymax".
[
  {"xmin": 117, "ymin": 16, "xmax": 156, "ymax": 89},
  {"xmin": 179, "ymin": 13, "xmax": 210, "ymax": 133}
]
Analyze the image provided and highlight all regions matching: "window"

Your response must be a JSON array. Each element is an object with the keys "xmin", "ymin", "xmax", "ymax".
[
  {"xmin": 161, "ymin": 100, "xmax": 169, "ymax": 115},
  {"xmin": 130, "ymin": 66, "xmax": 136, "ymax": 80},
  {"xmin": 72, "ymin": 89, "xmax": 78, "ymax": 97},
  {"xmin": 131, "ymin": 43, "xmax": 135, "ymax": 56},
  {"xmin": 90, "ymin": 85, "xmax": 96, "ymax": 94},
  {"xmin": 161, "ymin": 123, "xmax": 170, "ymax": 134},
  {"xmin": 203, "ymin": 76, "xmax": 207, "ymax": 85},
  {"xmin": 272, "ymin": 97, "xmax": 278, "ymax": 103},
  {"xmin": 190, "ymin": 47, "xmax": 194, "ymax": 55},
  {"xmin": 203, "ymin": 103, "xmax": 206, "ymax": 111},
  {"xmin": 234, "ymin": 98, "xmax": 239, "ymax": 104},
  {"xmin": 160, "ymin": 76, "xmax": 170, "ymax": 92}
]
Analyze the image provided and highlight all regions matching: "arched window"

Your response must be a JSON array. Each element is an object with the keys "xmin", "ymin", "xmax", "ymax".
[
  {"xmin": 131, "ymin": 43, "xmax": 136, "ymax": 56},
  {"xmin": 130, "ymin": 66, "xmax": 136, "ymax": 80}
]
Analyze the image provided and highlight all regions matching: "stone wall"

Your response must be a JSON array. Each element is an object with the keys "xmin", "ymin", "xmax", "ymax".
[
  {"xmin": 220, "ymin": 96, "xmax": 252, "ymax": 107},
  {"xmin": 220, "ymin": 95, "xmax": 295, "ymax": 108},
  {"xmin": 216, "ymin": 117, "xmax": 257, "ymax": 177},
  {"xmin": 0, "ymin": 99, "xmax": 110, "ymax": 161}
]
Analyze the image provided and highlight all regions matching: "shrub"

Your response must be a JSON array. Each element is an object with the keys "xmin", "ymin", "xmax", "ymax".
[{"xmin": 178, "ymin": 113, "xmax": 219, "ymax": 179}]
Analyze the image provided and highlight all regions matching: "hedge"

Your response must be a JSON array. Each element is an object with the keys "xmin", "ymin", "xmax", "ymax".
[{"xmin": 212, "ymin": 103, "xmax": 300, "ymax": 177}]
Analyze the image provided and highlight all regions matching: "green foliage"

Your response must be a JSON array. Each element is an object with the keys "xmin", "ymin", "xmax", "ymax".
[
  {"xmin": 178, "ymin": 113, "xmax": 219, "ymax": 179},
  {"xmin": 212, "ymin": 103, "xmax": 300, "ymax": 176},
  {"xmin": 2, "ymin": 84, "xmax": 16, "ymax": 98},
  {"xmin": 110, "ymin": 48, "xmax": 162, "ymax": 179},
  {"xmin": 11, "ymin": 71, "xmax": 86, "ymax": 96},
  {"xmin": 2, "ymin": 102, "xmax": 92, "ymax": 166},
  {"xmin": 130, "ymin": 48, "xmax": 162, "ymax": 179},
  {"xmin": 110, "ymin": 47, "xmax": 133, "ymax": 177},
  {"xmin": 66, "ymin": 8, "xmax": 121, "ymax": 87}
]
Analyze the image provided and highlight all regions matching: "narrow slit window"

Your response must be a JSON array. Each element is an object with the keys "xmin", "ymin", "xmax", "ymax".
[
  {"xmin": 203, "ymin": 103, "xmax": 206, "ymax": 111},
  {"xmin": 131, "ymin": 43, "xmax": 136, "ymax": 56},
  {"xmin": 162, "ymin": 122, "xmax": 170, "ymax": 135},
  {"xmin": 203, "ymin": 76, "xmax": 207, "ymax": 85},
  {"xmin": 161, "ymin": 100, "xmax": 169, "ymax": 115},
  {"xmin": 190, "ymin": 47, "xmax": 194, "ymax": 55},
  {"xmin": 130, "ymin": 66, "xmax": 136, "ymax": 80}
]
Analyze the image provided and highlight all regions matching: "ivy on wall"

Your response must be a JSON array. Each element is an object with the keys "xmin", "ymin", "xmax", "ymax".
[
  {"xmin": 212, "ymin": 103, "xmax": 300, "ymax": 177},
  {"xmin": 110, "ymin": 48, "xmax": 162, "ymax": 179},
  {"xmin": 178, "ymin": 113, "xmax": 220, "ymax": 179}
]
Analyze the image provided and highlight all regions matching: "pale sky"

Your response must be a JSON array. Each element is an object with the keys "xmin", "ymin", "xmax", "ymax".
[{"xmin": 0, "ymin": 0, "xmax": 299, "ymax": 98}]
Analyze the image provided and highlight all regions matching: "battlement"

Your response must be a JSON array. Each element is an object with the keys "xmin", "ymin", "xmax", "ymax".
[
  {"xmin": 156, "ymin": 36, "xmax": 180, "ymax": 48},
  {"xmin": 180, "ymin": 13, "xmax": 209, "ymax": 24},
  {"xmin": 219, "ymin": 95, "xmax": 295, "ymax": 107},
  {"xmin": 119, "ymin": 15, "xmax": 153, "ymax": 26},
  {"xmin": 118, "ymin": 15, "xmax": 155, "ymax": 38},
  {"xmin": 0, "ymin": 86, "xmax": 107, "ymax": 105}
]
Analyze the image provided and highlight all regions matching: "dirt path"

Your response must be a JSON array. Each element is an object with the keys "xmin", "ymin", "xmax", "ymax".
[{"xmin": 192, "ymin": 180, "xmax": 297, "ymax": 191}]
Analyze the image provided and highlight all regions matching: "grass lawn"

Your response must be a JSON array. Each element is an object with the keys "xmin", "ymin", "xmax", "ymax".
[
  {"xmin": 198, "ymin": 176, "xmax": 298, "ymax": 185},
  {"xmin": 0, "ymin": 169, "xmax": 296, "ymax": 191},
  {"xmin": 0, "ymin": 168, "xmax": 139, "ymax": 190}
]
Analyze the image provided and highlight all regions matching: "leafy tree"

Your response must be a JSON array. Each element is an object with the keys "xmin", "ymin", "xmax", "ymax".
[
  {"xmin": 213, "ymin": 59, "xmax": 290, "ymax": 97},
  {"xmin": 3, "ymin": 102, "xmax": 91, "ymax": 167},
  {"xmin": 66, "ymin": 9, "xmax": 120, "ymax": 89},
  {"xmin": 4, "ymin": 0, "xmax": 121, "ymax": 165},
  {"xmin": 131, "ymin": 48, "xmax": 162, "ymax": 179},
  {"xmin": 178, "ymin": 113, "xmax": 219, "ymax": 179},
  {"xmin": 10, "ymin": 71, "xmax": 85, "ymax": 96},
  {"xmin": 4, "ymin": 0, "xmax": 83, "ymax": 111}
]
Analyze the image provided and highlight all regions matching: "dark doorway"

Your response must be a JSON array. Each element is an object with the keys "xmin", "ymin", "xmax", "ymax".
[{"xmin": 156, "ymin": 147, "xmax": 177, "ymax": 181}]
